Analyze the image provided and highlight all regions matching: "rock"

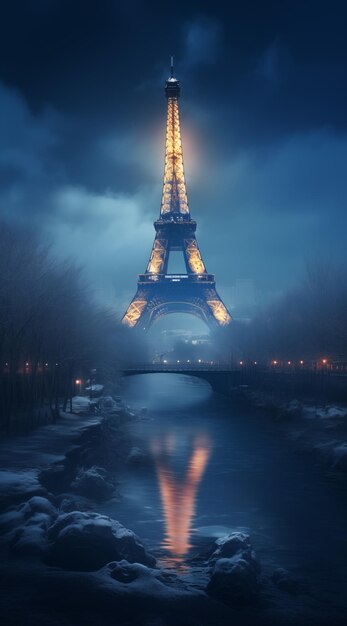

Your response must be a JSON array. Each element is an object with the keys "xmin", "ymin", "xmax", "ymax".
[
  {"xmin": 39, "ymin": 463, "xmax": 72, "ymax": 492},
  {"xmin": 70, "ymin": 466, "xmax": 115, "ymax": 501},
  {"xmin": 206, "ymin": 532, "xmax": 260, "ymax": 605},
  {"xmin": 102, "ymin": 560, "xmax": 187, "ymax": 597},
  {"xmin": 126, "ymin": 447, "xmax": 149, "ymax": 466},
  {"xmin": 207, "ymin": 556, "xmax": 258, "ymax": 605},
  {"xmin": 0, "ymin": 469, "xmax": 46, "ymax": 509},
  {"xmin": 109, "ymin": 560, "xmax": 140, "ymax": 583},
  {"xmin": 6, "ymin": 497, "xmax": 57, "ymax": 556},
  {"xmin": 20, "ymin": 496, "xmax": 56, "ymax": 519},
  {"xmin": 272, "ymin": 568, "xmax": 302, "ymax": 594},
  {"xmin": 210, "ymin": 532, "xmax": 251, "ymax": 560},
  {"xmin": 46, "ymin": 511, "xmax": 156, "ymax": 571},
  {"xmin": 209, "ymin": 532, "xmax": 260, "ymax": 573}
]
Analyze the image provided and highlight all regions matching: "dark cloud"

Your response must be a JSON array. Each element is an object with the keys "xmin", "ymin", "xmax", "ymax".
[{"xmin": 0, "ymin": 1, "xmax": 346, "ymax": 312}]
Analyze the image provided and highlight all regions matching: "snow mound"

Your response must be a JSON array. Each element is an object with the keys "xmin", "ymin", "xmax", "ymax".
[
  {"xmin": 206, "ymin": 532, "xmax": 260, "ymax": 605},
  {"xmin": 126, "ymin": 447, "xmax": 150, "ymax": 466},
  {"xmin": 71, "ymin": 396, "xmax": 90, "ymax": 414},
  {"xmin": 70, "ymin": 466, "xmax": 116, "ymax": 501},
  {"xmin": 106, "ymin": 560, "xmax": 182, "ymax": 596},
  {"xmin": 46, "ymin": 511, "xmax": 156, "ymax": 571},
  {"xmin": 316, "ymin": 406, "xmax": 347, "ymax": 420},
  {"xmin": 0, "ymin": 470, "xmax": 46, "ymax": 508},
  {"xmin": 0, "ymin": 496, "xmax": 57, "ymax": 556}
]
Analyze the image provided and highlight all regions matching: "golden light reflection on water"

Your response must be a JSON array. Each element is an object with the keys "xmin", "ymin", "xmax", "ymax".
[{"xmin": 150, "ymin": 433, "xmax": 211, "ymax": 566}]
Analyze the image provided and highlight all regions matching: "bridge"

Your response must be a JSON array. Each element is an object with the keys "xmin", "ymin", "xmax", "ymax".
[
  {"xmin": 121, "ymin": 364, "xmax": 241, "ymax": 393},
  {"xmin": 121, "ymin": 362, "xmax": 347, "ymax": 400}
]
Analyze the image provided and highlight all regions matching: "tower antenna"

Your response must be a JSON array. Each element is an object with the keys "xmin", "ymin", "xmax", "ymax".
[{"xmin": 170, "ymin": 55, "xmax": 174, "ymax": 78}]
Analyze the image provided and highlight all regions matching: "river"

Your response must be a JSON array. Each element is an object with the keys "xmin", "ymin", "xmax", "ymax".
[{"xmin": 102, "ymin": 373, "xmax": 347, "ymax": 613}]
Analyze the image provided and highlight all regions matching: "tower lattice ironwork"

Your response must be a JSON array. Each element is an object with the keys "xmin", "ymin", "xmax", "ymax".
[{"xmin": 122, "ymin": 61, "xmax": 231, "ymax": 329}]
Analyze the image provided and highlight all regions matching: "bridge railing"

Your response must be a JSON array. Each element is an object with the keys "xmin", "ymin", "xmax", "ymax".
[{"xmin": 122, "ymin": 363, "xmax": 236, "ymax": 372}]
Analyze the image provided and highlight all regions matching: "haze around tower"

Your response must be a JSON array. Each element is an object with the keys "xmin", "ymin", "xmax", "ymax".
[{"xmin": 0, "ymin": 1, "xmax": 346, "ymax": 316}]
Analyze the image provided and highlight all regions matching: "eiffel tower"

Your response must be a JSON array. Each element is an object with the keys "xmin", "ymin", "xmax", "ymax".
[{"xmin": 122, "ymin": 59, "xmax": 231, "ymax": 329}]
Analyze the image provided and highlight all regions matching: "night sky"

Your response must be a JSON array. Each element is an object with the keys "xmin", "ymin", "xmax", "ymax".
[{"xmin": 0, "ymin": 0, "xmax": 346, "ymax": 312}]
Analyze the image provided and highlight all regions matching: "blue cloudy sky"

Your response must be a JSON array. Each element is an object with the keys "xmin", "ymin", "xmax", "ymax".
[{"xmin": 0, "ymin": 0, "xmax": 346, "ymax": 313}]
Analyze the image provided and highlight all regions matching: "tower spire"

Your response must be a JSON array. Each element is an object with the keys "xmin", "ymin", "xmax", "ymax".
[
  {"xmin": 170, "ymin": 55, "xmax": 174, "ymax": 78},
  {"xmin": 161, "ymin": 62, "xmax": 188, "ymax": 217}
]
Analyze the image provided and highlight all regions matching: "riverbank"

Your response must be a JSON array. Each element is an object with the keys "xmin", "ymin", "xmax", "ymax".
[
  {"xmin": 0, "ymin": 388, "xmax": 346, "ymax": 625},
  {"xmin": 234, "ymin": 388, "xmax": 347, "ymax": 476}
]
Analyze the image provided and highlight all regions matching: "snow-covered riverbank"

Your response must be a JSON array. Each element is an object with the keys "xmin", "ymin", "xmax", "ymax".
[
  {"xmin": 0, "ymin": 394, "xmax": 346, "ymax": 625},
  {"xmin": 240, "ymin": 390, "xmax": 347, "ymax": 475}
]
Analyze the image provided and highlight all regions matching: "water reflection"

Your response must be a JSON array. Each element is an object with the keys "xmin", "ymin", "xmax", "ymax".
[{"xmin": 150, "ymin": 433, "xmax": 212, "ymax": 565}]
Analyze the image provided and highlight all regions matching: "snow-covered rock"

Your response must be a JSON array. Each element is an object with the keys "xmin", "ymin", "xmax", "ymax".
[
  {"xmin": 0, "ymin": 470, "xmax": 45, "ymax": 508},
  {"xmin": 91, "ymin": 559, "xmax": 195, "ymax": 600},
  {"xmin": 210, "ymin": 531, "xmax": 251, "ymax": 560},
  {"xmin": 206, "ymin": 532, "xmax": 260, "ymax": 605},
  {"xmin": 207, "ymin": 556, "xmax": 258, "ymax": 604},
  {"xmin": 209, "ymin": 531, "xmax": 260, "ymax": 572},
  {"xmin": 126, "ymin": 447, "xmax": 149, "ymax": 466},
  {"xmin": 1, "ymin": 496, "xmax": 57, "ymax": 556},
  {"xmin": 316, "ymin": 406, "xmax": 347, "ymax": 421},
  {"xmin": 46, "ymin": 511, "xmax": 156, "ymax": 571},
  {"xmin": 70, "ymin": 466, "xmax": 115, "ymax": 501}
]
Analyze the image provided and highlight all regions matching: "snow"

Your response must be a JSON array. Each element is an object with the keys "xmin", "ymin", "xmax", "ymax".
[
  {"xmin": 0, "ymin": 470, "xmax": 45, "ymax": 508},
  {"xmin": 70, "ymin": 466, "xmax": 116, "ymax": 501},
  {"xmin": 71, "ymin": 395, "xmax": 90, "ymax": 413},
  {"xmin": 46, "ymin": 510, "xmax": 156, "ymax": 571}
]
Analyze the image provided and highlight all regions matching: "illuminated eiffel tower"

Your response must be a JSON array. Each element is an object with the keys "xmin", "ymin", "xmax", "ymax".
[{"xmin": 123, "ymin": 59, "xmax": 231, "ymax": 329}]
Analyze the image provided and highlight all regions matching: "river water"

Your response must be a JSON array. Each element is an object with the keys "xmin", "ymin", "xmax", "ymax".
[{"xmin": 107, "ymin": 373, "xmax": 347, "ymax": 614}]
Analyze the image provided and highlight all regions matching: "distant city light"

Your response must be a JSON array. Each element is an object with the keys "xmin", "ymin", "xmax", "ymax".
[
  {"xmin": 239, "ymin": 361, "xmax": 243, "ymax": 365},
  {"xmin": 288, "ymin": 361, "xmax": 291, "ymax": 365},
  {"xmin": 75, "ymin": 379, "xmax": 81, "ymax": 385},
  {"xmin": 187, "ymin": 359, "xmax": 190, "ymax": 363},
  {"xmin": 300, "ymin": 360, "xmax": 304, "ymax": 365},
  {"xmin": 272, "ymin": 360, "xmax": 278, "ymax": 365},
  {"xmin": 198, "ymin": 359, "xmax": 202, "ymax": 363},
  {"xmin": 163, "ymin": 359, "xmax": 167, "ymax": 364},
  {"xmin": 177, "ymin": 360, "xmax": 180, "ymax": 363},
  {"xmin": 25, "ymin": 362, "xmax": 29, "ymax": 367},
  {"xmin": 254, "ymin": 361, "xmax": 258, "ymax": 365},
  {"xmin": 322, "ymin": 358, "xmax": 328, "ymax": 364}
]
